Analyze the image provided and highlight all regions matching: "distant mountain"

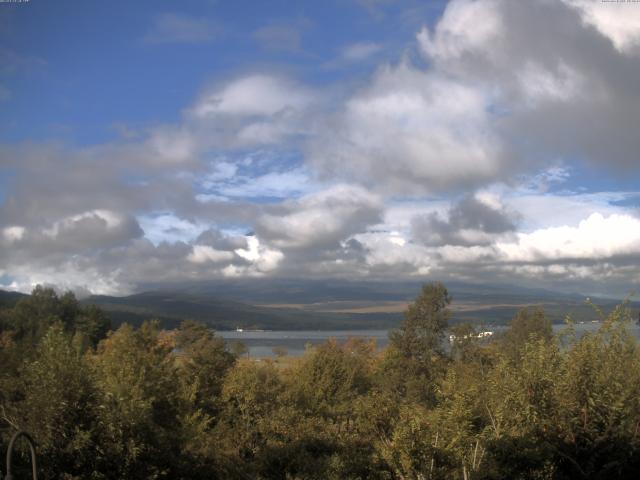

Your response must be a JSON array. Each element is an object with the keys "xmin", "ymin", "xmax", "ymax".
[
  {"xmin": 135, "ymin": 279, "xmax": 639, "ymax": 326},
  {"xmin": 0, "ymin": 289, "xmax": 27, "ymax": 308},
  {"xmin": 155, "ymin": 278, "xmax": 588, "ymax": 304},
  {"xmin": 3, "ymin": 280, "xmax": 637, "ymax": 331},
  {"xmin": 81, "ymin": 291, "xmax": 401, "ymax": 330}
]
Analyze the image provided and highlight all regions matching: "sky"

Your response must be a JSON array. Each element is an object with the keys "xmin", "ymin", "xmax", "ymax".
[{"xmin": 1, "ymin": 0, "xmax": 640, "ymax": 297}]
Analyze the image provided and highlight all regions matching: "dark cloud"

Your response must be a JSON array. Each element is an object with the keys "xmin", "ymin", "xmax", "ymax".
[
  {"xmin": 412, "ymin": 195, "xmax": 518, "ymax": 247},
  {"xmin": 195, "ymin": 229, "xmax": 248, "ymax": 251},
  {"xmin": 422, "ymin": 0, "xmax": 640, "ymax": 173}
]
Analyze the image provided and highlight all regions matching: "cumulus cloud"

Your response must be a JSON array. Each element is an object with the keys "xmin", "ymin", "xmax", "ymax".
[
  {"xmin": 350, "ymin": 207, "xmax": 640, "ymax": 295},
  {"xmin": 417, "ymin": 0, "xmax": 640, "ymax": 173},
  {"xmin": 311, "ymin": 62, "xmax": 503, "ymax": 193},
  {"xmin": 255, "ymin": 184, "xmax": 383, "ymax": 249},
  {"xmin": 186, "ymin": 74, "xmax": 320, "ymax": 149},
  {"xmin": 412, "ymin": 194, "xmax": 518, "ymax": 246},
  {"xmin": 3, "ymin": 0, "xmax": 640, "ymax": 296},
  {"xmin": 565, "ymin": 0, "xmax": 640, "ymax": 54},
  {"xmin": 418, "ymin": 0, "xmax": 503, "ymax": 61},
  {"xmin": 496, "ymin": 212, "xmax": 640, "ymax": 263},
  {"xmin": 232, "ymin": 236, "xmax": 284, "ymax": 275},
  {"xmin": 309, "ymin": 0, "xmax": 640, "ymax": 194},
  {"xmin": 188, "ymin": 245, "xmax": 235, "ymax": 264},
  {"xmin": 2, "ymin": 226, "xmax": 25, "ymax": 243},
  {"xmin": 193, "ymin": 74, "xmax": 314, "ymax": 118},
  {"xmin": 42, "ymin": 210, "xmax": 143, "ymax": 249}
]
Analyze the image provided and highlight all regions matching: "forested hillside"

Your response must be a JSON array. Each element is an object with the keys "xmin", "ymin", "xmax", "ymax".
[
  {"xmin": 1, "ymin": 283, "xmax": 639, "ymax": 479},
  {"xmin": 82, "ymin": 290, "xmax": 401, "ymax": 330}
]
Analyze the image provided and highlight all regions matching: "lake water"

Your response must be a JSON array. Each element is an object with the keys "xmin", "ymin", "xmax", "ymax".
[
  {"xmin": 219, "ymin": 329, "xmax": 390, "ymax": 358},
  {"xmin": 219, "ymin": 322, "xmax": 640, "ymax": 358}
]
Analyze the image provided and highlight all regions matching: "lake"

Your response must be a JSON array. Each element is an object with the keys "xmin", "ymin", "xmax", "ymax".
[
  {"xmin": 219, "ymin": 329, "xmax": 390, "ymax": 358},
  {"xmin": 219, "ymin": 322, "xmax": 640, "ymax": 358}
]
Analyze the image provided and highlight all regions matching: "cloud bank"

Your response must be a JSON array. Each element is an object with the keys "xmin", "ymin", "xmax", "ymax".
[{"xmin": 2, "ymin": 0, "xmax": 640, "ymax": 297}]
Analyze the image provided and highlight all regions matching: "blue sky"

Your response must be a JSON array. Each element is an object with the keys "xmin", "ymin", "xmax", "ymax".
[
  {"xmin": 0, "ymin": 0, "xmax": 445, "ymax": 144},
  {"xmin": 1, "ymin": 0, "xmax": 640, "ymax": 297}
]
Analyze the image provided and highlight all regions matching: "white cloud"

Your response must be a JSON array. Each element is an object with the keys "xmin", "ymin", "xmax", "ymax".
[
  {"xmin": 1, "ymin": 263, "xmax": 127, "ymax": 296},
  {"xmin": 256, "ymin": 184, "xmax": 382, "ymax": 249},
  {"xmin": 418, "ymin": 0, "xmax": 503, "ymax": 62},
  {"xmin": 413, "ymin": 0, "xmax": 640, "ymax": 175},
  {"xmin": 355, "ymin": 230, "xmax": 433, "ymax": 273},
  {"xmin": 146, "ymin": 127, "xmax": 199, "ymax": 165},
  {"xmin": 182, "ymin": 74, "xmax": 321, "ymax": 149},
  {"xmin": 43, "ymin": 209, "xmax": 124, "ymax": 237},
  {"xmin": 517, "ymin": 61, "xmax": 584, "ymax": 105},
  {"xmin": 193, "ymin": 74, "xmax": 315, "ymax": 117},
  {"xmin": 4, "ymin": 0, "xmax": 640, "ymax": 296},
  {"xmin": 2, "ymin": 226, "xmax": 25, "ymax": 243},
  {"xmin": 232, "ymin": 236, "xmax": 284, "ymax": 274},
  {"xmin": 506, "ymin": 190, "xmax": 637, "ymax": 231},
  {"xmin": 496, "ymin": 212, "xmax": 640, "ymax": 262},
  {"xmin": 564, "ymin": 0, "xmax": 640, "ymax": 53},
  {"xmin": 312, "ymin": 62, "xmax": 502, "ymax": 193},
  {"xmin": 188, "ymin": 245, "xmax": 235, "ymax": 264}
]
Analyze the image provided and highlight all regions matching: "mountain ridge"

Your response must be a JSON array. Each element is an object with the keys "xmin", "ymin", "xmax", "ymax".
[{"xmin": 2, "ymin": 280, "xmax": 637, "ymax": 330}]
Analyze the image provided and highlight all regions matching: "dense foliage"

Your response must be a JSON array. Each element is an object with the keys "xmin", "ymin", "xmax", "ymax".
[{"xmin": 1, "ymin": 283, "xmax": 639, "ymax": 479}]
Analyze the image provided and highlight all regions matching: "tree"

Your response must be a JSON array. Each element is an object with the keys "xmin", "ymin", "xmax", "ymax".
[
  {"xmin": 216, "ymin": 359, "xmax": 286, "ymax": 477},
  {"xmin": 175, "ymin": 320, "xmax": 236, "ymax": 417},
  {"xmin": 391, "ymin": 282, "xmax": 452, "ymax": 359},
  {"xmin": 551, "ymin": 305, "xmax": 640, "ymax": 478},
  {"xmin": 90, "ymin": 321, "xmax": 184, "ymax": 479},
  {"xmin": 7, "ymin": 286, "xmax": 63, "ymax": 343},
  {"xmin": 449, "ymin": 323, "xmax": 480, "ymax": 362},
  {"xmin": 75, "ymin": 304, "xmax": 111, "ymax": 348},
  {"xmin": 292, "ymin": 338, "xmax": 373, "ymax": 419},
  {"xmin": 381, "ymin": 282, "xmax": 452, "ymax": 404},
  {"xmin": 3, "ymin": 286, "xmax": 111, "ymax": 348},
  {"xmin": 500, "ymin": 307, "xmax": 552, "ymax": 361},
  {"xmin": 2, "ymin": 324, "xmax": 100, "ymax": 479}
]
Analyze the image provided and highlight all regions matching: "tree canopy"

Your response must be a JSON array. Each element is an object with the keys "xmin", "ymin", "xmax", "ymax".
[{"xmin": 1, "ymin": 284, "xmax": 640, "ymax": 479}]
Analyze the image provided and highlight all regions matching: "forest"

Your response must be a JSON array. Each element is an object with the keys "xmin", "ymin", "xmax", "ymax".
[{"xmin": 1, "ymin": 283, "xmax": 639, "ymax": 479}]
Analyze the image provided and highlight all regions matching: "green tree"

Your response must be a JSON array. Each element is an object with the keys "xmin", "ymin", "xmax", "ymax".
[
  {"xmin": 551, "ymin": 305, "xmax": 640, "ymax": 479},
  {"xmin": 216, "ymin": 359, "xmax": 285, "ymax": 476},
  {"xmin": 3, "ymin": 286, "xmax": 111, "ymax": 348},
  {"xmin": 7, "ymin": 286, "xmax": 63, "ymax": 343},
  {"xmin": 292, "ymin": 338, "xmax": 373, "ymax": 420},
  {"xmin": 175, "ymin": 320, "xmax": 236, "ymax": 417},
  {"xmin": 90, "ymin": 321, "xmax": 184, "ymax": 479},
  {"xmin": 499, "ymin": 307, "xmax": 552, "ymax": 361},
  {"xmin": 75, "ymin": 304, "xmax": 111, "ymax": 348},
  {"xmin": 1, "ymin": 324, "xmax": 99, "ymax": 479},
  {"xmin": 449, "ymin": 323, "xmax": 481, "ymax": 362},
  {"xmin": 381, "ymin": 282, "xmax": 451, "ymax": 404}
]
